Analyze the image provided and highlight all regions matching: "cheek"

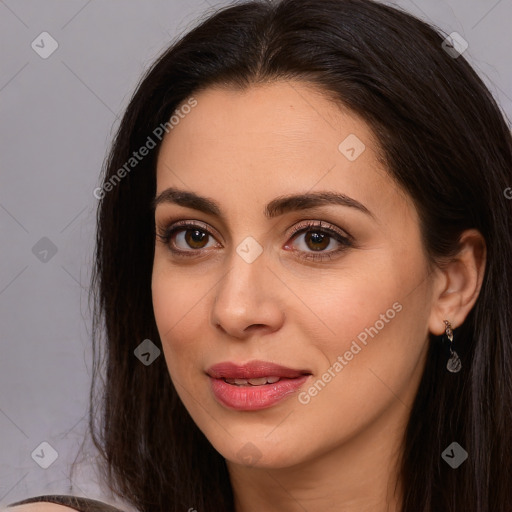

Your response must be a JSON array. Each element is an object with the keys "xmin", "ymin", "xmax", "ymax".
[
  {"xmin": 151, "ymin": 260, "xmax": 214, "ymax": 377},
  {"xmin": 297, "ymin": 257, "xmax": 432, "ymax": 428},
  {"xmin": 308, "ymin": 278, "xmax": 402, "ymax": 393},
  {"xmin": 304, "ymin": 256, "xmax": 401, "ymax": 348},
  {"xmin": 301, "ymin": 234, "xmax": 427, "ymax": 358},
  {"xmin": 152, "ymin": 263, "xmax": 186, "ymax": 352}
]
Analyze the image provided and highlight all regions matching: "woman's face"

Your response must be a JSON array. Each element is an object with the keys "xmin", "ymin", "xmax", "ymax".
[{"xmin": 152, "ymin": 81, "xmax": 437, "ymax": 468}]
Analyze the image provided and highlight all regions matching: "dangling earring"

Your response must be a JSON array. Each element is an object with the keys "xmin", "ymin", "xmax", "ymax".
[{"xmin": 444, "ymin": 320, "xmax": 461, "ymax": 373}]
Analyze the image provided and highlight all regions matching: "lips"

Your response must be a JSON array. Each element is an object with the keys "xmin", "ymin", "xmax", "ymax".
[
  {"xmin": 207, "ymin": 360, "xmax": 311, "ymax": 411},
  {"xmin": 207, "ymin": 360, "xmax": 309, "ymax": 380}
]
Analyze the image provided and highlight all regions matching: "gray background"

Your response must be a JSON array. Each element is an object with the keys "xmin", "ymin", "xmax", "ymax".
[{"xmin": 1, "ymin": 0, "xmax": 511, "ymax": 508}]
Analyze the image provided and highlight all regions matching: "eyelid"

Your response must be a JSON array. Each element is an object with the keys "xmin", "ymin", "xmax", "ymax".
[
  {"xmin": 156, "ymin": 218, "xmax": 352, "ymax": 244},
  {"xmin": 156, "ymin": 218, "xmax": 224, "ymax": 244},
  {"xmin": 286, "ymin": 219, "xmax": 353, "ymax": 242},
  {"xmin": 156, "ymin": 217, "xmax": 353, "ymax": 260}
]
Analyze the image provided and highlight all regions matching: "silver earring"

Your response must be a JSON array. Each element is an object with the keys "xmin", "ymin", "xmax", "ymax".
[{"xmin": 444, "ymin": 320, "xmax": 461, "ymax": 373}]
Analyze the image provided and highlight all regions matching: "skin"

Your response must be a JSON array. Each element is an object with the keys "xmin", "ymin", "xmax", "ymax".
[{"xmin": 151, "ymin": 81, "xmax": 486, "ymax": 512}]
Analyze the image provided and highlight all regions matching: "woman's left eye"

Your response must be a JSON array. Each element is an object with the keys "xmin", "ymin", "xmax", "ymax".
[
  {"xmin": 156, "ymin": 220, "xmax": 352, "ymax": 261},
  {"xmin": 284, "ymin": 221, "xmax": 353, "ymax": 261}
]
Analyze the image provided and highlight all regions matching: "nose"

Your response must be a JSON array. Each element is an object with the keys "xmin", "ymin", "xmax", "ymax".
[{"xmin": 210, "ymin": 245, "xmax": 285, "ymax": 340}]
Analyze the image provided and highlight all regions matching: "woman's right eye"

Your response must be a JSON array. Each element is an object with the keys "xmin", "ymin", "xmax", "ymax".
[{"xmin": 156, "ymin": 222, "xmax": 221, "ymax": 257}]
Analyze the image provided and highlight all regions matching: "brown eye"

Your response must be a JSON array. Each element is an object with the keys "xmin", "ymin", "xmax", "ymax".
[
  {"xmin": 156, "ymin": 221, "xmax": 221, "ymax": 257},
  {"xmin": 183, "ymin": 228, "xmax": 209, "ymax": 249},
  {"xmin": 303, "ymin": 231, "xmax": 330, "ymax": 251},
  {"xmin": 284, "ymin": 220, "xmax": 353, "ymax": 262},
  {"xmin": 289, "ymin": 227, "xmax": 344, "ymax": 253}
]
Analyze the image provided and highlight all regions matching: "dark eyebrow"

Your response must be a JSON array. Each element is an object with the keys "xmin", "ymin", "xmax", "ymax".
[{"xmin": 152, "ymin": 187, "xmax": 374, "ymax": 220}]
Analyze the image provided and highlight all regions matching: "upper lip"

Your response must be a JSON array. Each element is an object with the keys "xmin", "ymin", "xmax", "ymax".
[{"xmin": 207, "ymin": 360, "xmax": 311, "ymax": 379}]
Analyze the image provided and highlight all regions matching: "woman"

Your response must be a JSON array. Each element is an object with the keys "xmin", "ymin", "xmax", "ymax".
[{"xmin": 7, "ymin": 0, "xmax": 512, "ymax": 510}]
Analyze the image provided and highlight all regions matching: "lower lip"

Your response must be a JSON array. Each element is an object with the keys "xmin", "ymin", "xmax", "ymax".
[{"xmin": 209, "ymin": 375, "xmax": 310, "ymax": 411}]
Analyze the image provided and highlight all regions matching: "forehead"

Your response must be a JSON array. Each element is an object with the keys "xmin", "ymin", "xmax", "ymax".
[
  {"xmin": 161, "ymin": 81, "xmax": 379, "ymax": 157},
  {"xmin": 155, "ymin": 81, "xmax": 409, "ymax": 223}
]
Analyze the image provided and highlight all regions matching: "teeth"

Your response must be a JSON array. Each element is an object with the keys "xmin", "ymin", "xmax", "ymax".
[
  {"xmin": 248, "ymin": 377, "xmax": 269, "ymax": 385},
  {"xmin": 224, "ymin": 376, "xmax": 282, "ymax": 386}
]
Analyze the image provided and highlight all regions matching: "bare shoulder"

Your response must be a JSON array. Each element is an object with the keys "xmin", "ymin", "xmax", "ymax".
[{"xmin": 4, "ymin": 504, "xmax": 77, "ymax": 512}]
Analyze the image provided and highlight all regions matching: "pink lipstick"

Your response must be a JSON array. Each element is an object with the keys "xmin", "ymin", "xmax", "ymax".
[{"xmin": 207, "ymin": 360, "xmax": 311, "ymax": 411}]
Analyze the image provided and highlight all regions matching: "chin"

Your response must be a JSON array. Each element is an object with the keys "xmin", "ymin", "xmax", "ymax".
[{"xmin": 211, "ymin": 433, "xmax": 312, "ymax": 469}]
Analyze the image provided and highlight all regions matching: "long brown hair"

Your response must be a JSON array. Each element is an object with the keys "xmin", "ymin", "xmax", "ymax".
[{"xmin": 85, "ymin": 0, "xmax": 512, "ymax": 510}]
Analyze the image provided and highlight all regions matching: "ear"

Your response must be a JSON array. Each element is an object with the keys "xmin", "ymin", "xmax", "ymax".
[{"xmin": 428, "ymin": 229, "xmax": 486, "ymax": 335}]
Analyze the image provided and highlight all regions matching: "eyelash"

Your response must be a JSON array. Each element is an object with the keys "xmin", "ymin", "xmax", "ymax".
[{"xmin": 155, "ymin": 219, "xmax": 353, "ymax": 262}]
